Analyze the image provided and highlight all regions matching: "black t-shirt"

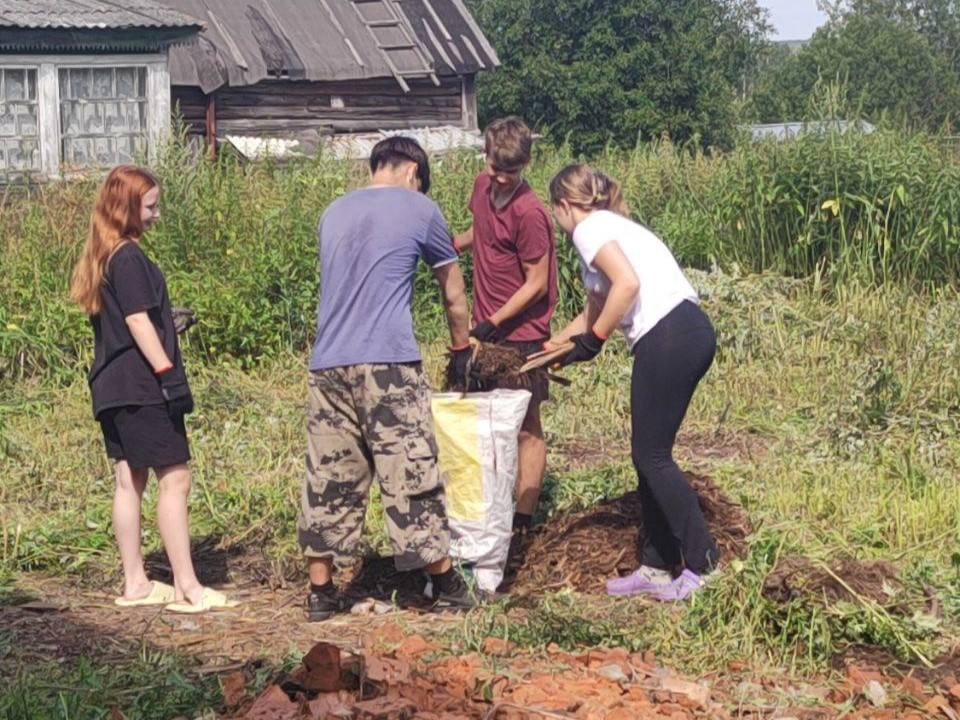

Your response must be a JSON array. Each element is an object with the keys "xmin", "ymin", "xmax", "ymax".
[{"xmin": 87, "ymin": 242, "xmax": 183, "ymax": 418}]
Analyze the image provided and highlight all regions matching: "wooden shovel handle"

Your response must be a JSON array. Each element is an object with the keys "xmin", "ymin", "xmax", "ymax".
[{"xmin": 518, "ymin": 341, "xmax": 575, "ymax": 373}]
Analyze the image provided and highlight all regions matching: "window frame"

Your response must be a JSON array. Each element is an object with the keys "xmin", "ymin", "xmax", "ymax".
[
  {"xmin": 0, "ymin": 53, "xmax": 170, "ymax": 180},
  {"xmin": 0, "ymin": 67, "xmax": 42, "ymax": 177}
]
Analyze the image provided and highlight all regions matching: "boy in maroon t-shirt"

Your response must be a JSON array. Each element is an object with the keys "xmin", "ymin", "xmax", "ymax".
[{"xmin": 453, "ymin": 116, "xmax": 558, "ymax": 533}]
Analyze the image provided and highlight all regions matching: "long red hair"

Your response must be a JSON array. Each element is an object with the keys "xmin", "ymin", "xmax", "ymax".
[{"xmin": 70, "ymin": 165, "xmax": 159, "ymax": 315}]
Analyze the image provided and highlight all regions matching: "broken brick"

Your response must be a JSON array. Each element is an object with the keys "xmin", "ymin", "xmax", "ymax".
[
  {"xmin": 242, "ymin": 684, "xmax": 298, "ymax": 720},
  {"xmin": 363, "ymin": 655, "xmax": 411, "ymax": 685},
  {"xmin": 353, "ymin": 697, "xmax": 417, "ymax": 720},
  {"xmin": 900, "ymin": 676, "xmax": 928, "ymax": 704},
  {"xmin": 658, "ymin": 677, "xmax": 710, "ymax": 710},
  {"xmin": 220, "ymin": 671, "xmax": 249, "ymax": 710},
  {"xmin": 306, "ymin": 691, "xmax": 354, "ymax": 720},
  {"xmin": 482, "ymin": 637, "xmax": 517, "ymax": 656},
  {"xmin": 845, "ymin": 665, "xmax": 884, "ymax": 692},
  {"xmin": 924, "ymin": 695, "xmax": 950, "ymax": 714},
  {"xmin": 301, "ymin": 642, "xmax": 342, "ymax": 693}
]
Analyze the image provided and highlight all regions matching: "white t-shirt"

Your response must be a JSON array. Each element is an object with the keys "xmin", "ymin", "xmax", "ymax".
[{"xmin": 572, "ymin": 210, "xmax": 698, "ymax": 348}]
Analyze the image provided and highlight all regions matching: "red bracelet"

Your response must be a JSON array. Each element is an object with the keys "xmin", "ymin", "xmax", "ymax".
[
  {"xmin": 449, "ymin": 343, "xmax": 471, "ymax": 352},
  {"xmin": 153, "ymin": 364, "xmax": 173, "ymax": 375},
  {"xmin": 592, "ymin": 327, "xmax": 609, "ymax": 341}
]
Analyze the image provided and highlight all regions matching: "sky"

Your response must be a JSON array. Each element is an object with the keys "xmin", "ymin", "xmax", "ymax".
[{"xmin": 762, "ymin": 0, "xmax": 830, "ymax": 41}]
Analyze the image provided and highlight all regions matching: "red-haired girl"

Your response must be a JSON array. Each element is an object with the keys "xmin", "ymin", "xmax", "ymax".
[{"xmin": 70, "ymin": 166, "xmax": 233, "ymax": 613}]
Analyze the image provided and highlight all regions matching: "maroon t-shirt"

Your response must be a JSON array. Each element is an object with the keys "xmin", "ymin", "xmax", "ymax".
[{"xmin": 468, "ymin": 172, "xmax": 557, "ymax": 342}]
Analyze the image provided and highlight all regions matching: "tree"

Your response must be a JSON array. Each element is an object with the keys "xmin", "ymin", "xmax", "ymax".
[
  {"xmin": 749, "ymin": 2, "xmax": 960, "ymax": 130},
  {"xmin": 465, "ymin": 0, "xmax": 770, "ymax": 153},
  {"xmin": 821, "ymin": 0, "xmax": 960, "ymax": 64}
]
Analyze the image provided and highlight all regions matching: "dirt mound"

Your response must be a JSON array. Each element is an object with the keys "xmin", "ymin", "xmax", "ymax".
[
  {"xmin": 763, "ymin": 556, "xmax": 905, "ymax": 609},
  {"xmin": 506, "ymin": 472, "xmax": 752, "ymax": 595},
  {"xmin": 443, "ymin": 341, "xmax": 530, "ymax": 392}
]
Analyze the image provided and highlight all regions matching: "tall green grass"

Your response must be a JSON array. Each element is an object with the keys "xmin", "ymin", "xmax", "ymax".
[{"xmin": 2, "ymin": 125, "xmax": 960, "ymax": 383}]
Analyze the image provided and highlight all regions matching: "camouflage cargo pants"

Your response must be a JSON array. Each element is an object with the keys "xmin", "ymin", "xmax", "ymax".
[{"xmin": 298, "ymin": 363, "xmax": 451, "ymax": 571}]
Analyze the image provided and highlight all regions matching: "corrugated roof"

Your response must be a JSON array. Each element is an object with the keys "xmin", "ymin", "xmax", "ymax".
[
  {"xmin": 161, "ymin": 0, "xmax": 498, "ymax": 93},
  {"xmin": 322, "ymin": 124, "xmax": 483, "ymax": 160},
  {"xmin": 744, "ymin": 120, "xmax": 877, "ymax": 141},
  {"xmin": 0, "ymin": 0, "xmax": 202, "ymax": 29}
]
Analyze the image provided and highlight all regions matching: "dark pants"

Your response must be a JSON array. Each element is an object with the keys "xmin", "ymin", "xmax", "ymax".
[{"xmin": 631, "ymin": 300, "xmax": 719, "ymax": 575}]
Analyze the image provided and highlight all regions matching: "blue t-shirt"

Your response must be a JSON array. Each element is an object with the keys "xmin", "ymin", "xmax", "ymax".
[{"xmin": 308, "ymin": 186, "xmax": 457, "ymax": 371}]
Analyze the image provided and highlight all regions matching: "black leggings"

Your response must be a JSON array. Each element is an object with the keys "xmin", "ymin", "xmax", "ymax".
[{"xmin": 631, "ymin": 300, "xmax": 718, "ymax": 575}]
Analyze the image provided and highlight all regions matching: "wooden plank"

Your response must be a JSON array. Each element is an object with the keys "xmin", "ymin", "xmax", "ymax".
[
  {"xmin": 450, "ymin": 0, "xmax": 500, "ymax": 65},
  {"xmin": 212, "ymin": 79, "xmax": 460, "ymax": 99},
  {"xmin": 146, "ymin": 59, "xmax": 171, "ymax": 161},
  {"xmin": 421, "ymin": 0, "xmax": 453, "ymax": 41},
  {"xmin": 36, "ymin": 62, "xmax": 59, "ymax": 179},
  {"xmin": 215, "ymin": 104, "xmax": 459, "ymax": 120},
  {"xmin": 393, "ymin": 0, "xmax": 440, "ymax": 86},
  {"xmin": 459, "ymin": 34, "xmax": 486, "ymax": 70},
  {"xmin": 205, "ymin": 91, "xmax": 217, "ymax": 159},
  {"xmin": 423, "ymin": 19, "xmax": 456, "ymax": 72},
  {"xmin": 461, "ymin": 74, "xmax": 476, "ymax": 130}
]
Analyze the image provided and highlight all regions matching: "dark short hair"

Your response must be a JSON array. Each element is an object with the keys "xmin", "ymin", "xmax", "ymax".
[{"xmin": 369, "ymin": 136, "xmax": 431, "ymax": 194}]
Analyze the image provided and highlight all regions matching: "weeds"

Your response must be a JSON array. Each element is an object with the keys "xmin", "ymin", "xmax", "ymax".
[
  {"xmin": 0, "ymin": 652, "xmax": 221, "ymax": 720},
  {"xmin": 4, "ymin": 125, "xmax": 960, "ymax": 382},
  {"xmin": 3, "ymin": 127, "xmax": 960, "ymax": 713}
]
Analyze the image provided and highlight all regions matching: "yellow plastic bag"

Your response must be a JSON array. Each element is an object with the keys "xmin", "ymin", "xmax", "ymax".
[{"xmin": 431, "ymin": 389, "xmax": 531, "ymax": 591}]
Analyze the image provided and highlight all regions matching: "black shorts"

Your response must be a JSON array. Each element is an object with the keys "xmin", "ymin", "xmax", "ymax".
[
  {"xmin": 99, "ymin": 404, "xmax": 190, "ymax": 469},
  {"xmin": 476, "ymin": 339, "xmax": 549, "ymax": 405}
]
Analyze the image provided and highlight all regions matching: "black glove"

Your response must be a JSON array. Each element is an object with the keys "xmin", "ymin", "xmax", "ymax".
[
  {"xmin": 469, "ymin": 319, "xmax": 498, "ymax": 343},
  {"xmin": 557, "ymin": 330, "xmax": 606, "ymax": 368},
  {"xmin": 446, "ymin": 344, "xmax": 473, "ymax": 391},
  {"xmin": 171, "ymin": 307, "xmax": 196, "ymax": 335},
  {"xmin": 157, "ymin": 366, "xmax": 195, "ymax": 416}
]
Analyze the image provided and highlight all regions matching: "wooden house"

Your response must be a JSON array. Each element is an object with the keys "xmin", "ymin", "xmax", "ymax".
[
  {"xmin": 0, "ymin": 0, "xmax": 498, "ymax": 176},
  {"xmin": 161, "ymin": 0, "xmax": 500, "ymax": 156},
  {"xmin": 0, "ymin": 0, "xmax": 202, "ymax": 179}
]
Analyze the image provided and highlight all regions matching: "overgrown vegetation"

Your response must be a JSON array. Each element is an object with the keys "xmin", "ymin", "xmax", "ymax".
[
  {"xmin": 4, "ymin": 124, "xmax": 960, "ymax": 381},
  {"xmin": 749, "ymin": 0, "xmax": 960, "ymax": 131},
  {"xmin": 464, "ymin": 0, "xmax": 770, "ymax": 152},
  {"xmin": 3, "ymin": 129, "xmax": 960, "ymax": 715}
]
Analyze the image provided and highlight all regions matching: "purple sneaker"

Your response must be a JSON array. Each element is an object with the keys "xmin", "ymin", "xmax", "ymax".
[
  {"xmin": 606, "ymin": 566, "xmax": 672, "ymax": 597},
  {"xmin": 650, "ymin": 569, "xmax": 704, "ymax": 601}
]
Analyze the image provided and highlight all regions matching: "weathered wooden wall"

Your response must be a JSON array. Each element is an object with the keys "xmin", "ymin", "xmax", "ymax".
[{"xmin": 172, "ymin": 75, "xmax": 468, "ymax": 151}]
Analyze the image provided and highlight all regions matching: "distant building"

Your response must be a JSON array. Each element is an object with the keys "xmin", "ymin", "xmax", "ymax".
[
  {"xmin": 158, "ymin": 0, "xmax": 498, "ymax": 157},
  {"xmin": 743, "ymin": 120, "xmax": 877, "ymax": 142},
  {"xmin": 1, "ymin": 0, "xmax": 499, "ymax": 178}
]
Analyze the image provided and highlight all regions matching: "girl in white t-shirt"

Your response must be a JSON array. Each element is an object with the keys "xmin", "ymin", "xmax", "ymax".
[{"xmin": 546, "ymin": 163, "xmax": 719, "ymax": 601}]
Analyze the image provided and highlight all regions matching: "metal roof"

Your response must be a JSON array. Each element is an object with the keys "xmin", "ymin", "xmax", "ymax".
[
  {"xmin": 0, "ymin": 0, "xmax": 202, "ymax": 29},
  {"xmin": 744, "ymin": 120, "xmax": 877, "ymax": 141},
  {"xmin": 161, "ymin": 0, "xmax": 499, "ymax": 93},
  {"xmin": 322, "ymin": 124, "xmax": 483, "ymax": 160}
]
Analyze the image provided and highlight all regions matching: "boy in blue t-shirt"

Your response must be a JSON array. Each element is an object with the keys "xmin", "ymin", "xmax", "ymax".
[{"xmin": 299, "ymin": 136, "xmax": 477, "ymax": 620}]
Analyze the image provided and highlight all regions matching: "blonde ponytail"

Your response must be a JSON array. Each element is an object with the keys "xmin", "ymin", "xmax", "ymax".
[{"xmin": 548, "ymin": 164, "xmax": 629, "ymax": 216}]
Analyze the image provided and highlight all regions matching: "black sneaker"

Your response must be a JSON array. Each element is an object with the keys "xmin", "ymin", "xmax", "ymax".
[
  {"xmin": 304, "ymin": 590, "xmax": 343, "ymax": 621},
  {"xmin": 432, "ymin": 571, "xmax": 482, "ymax": 613}
]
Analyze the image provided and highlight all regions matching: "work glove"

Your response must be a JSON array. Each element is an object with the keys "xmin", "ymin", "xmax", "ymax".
[
  {"xmin": 557, "ymin": 330, "xmax": 605, "ymax": 368},
  {"xmin": 469, "ymin": 319, "xmax": 498, "ymax": 343},
  {"xmin": 157, "ymin": 365, "xmax": 195, "ymax": 416},
  {"xmin": 446, "ymin": 344, "xmax": 473, "ymax": 390},
  {"xmin": 171, "ymin": 306, "xmax": 197, "ymax": 335}
]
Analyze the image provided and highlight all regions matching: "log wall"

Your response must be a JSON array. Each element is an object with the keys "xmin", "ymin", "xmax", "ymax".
[{"xmin": 172, "ymin": 75, "xmax": 468, "ymax": 152}]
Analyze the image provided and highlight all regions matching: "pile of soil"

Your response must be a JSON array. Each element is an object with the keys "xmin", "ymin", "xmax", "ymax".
[
  {"xmin": 505, "ymin": 472, "xmax": 752, "ymax": 595},
  {"xmin": 443, "ymin": 342, "xmax": 529, "ymax": 392},
  {"xmin": 763, "ymin": 556, "xmax": 906, "ymax": 609}
]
